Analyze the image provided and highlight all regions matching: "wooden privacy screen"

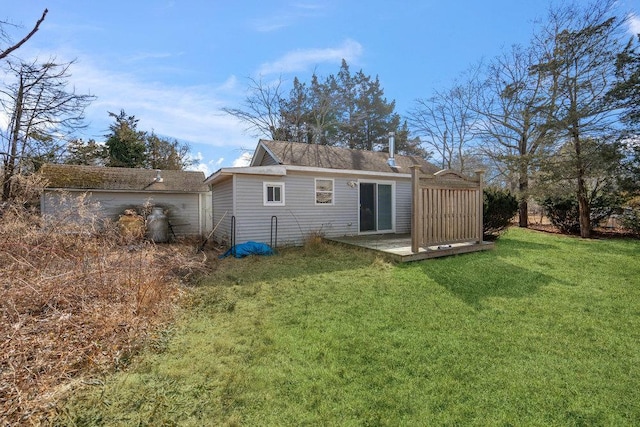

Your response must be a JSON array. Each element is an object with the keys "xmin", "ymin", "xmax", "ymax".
[{"xmin": 411, "ymin": 166, "xmax": 484, "ymax": 253}]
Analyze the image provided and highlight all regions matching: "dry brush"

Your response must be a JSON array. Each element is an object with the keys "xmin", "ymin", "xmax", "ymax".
[{"xmin": 0, "ymin": 193, "xmax": 209, "ymax": 424}]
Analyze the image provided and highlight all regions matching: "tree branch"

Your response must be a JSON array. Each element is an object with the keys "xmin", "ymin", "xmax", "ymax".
[{"xmin": 0, "ymin": 9, "xmax": 48, "ymax": 61}]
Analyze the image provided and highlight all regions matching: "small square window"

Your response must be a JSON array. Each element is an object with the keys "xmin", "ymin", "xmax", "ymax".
[
  {"xmin": 315, "ymin": 178, "xmax": 334, "ymax": 205},
  {"xmin": 264, "ymin": 182, "xmax": 285, "ymax": 206}
]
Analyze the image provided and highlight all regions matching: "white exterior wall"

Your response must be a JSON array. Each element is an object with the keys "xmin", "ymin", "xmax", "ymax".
[
  {"xmin": 200, "ymin": 192, "xmax": 213, "ymax": 236},
  {"xmin": 42, "ymin": 190, "xmax": 208, "ymax": 237}
]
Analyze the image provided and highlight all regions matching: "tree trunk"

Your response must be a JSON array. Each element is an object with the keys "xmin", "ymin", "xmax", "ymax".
[
  {"xmin": 574, "ymin": 132, "xmax": 591, "ymax": 238},
  {"xmin": 519, "ymin": 199, "xmax": 529, "ymax": 228},
  {"xmin": 2, "ymin": 77, "xmax": 24, "ymax": 201},
  {"xmin": 518, "ymin": 142, "xmax": 529, "ymax": 228},
  {"xmin": 577, "ymin": 178, "xmax": 591, "ymax": 238}
]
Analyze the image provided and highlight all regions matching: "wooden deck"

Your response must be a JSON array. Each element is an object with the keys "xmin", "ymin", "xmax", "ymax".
[{"xmin": 325, "ymin": 234, "xmax": 494, "ymax": 262}]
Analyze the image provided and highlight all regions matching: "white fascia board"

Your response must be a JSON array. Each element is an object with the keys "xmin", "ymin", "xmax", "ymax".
[
  {"xmin": 43, "ymin": 188, "xmax": 207, "ymax": 194},
  {"xmin": 250, "ymin": 140, "xmax": 280, "ymax": 166},
  {"xmin": 205, "ymin": 165, "xmax": 287, "ymax": 185},
  {"xmin": 284, "ymin": 165, "xmax": 413, "ymax": 179}
]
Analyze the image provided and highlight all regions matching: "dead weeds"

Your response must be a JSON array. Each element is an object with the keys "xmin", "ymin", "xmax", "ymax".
[{"xmin": 0, "ymin": 199, "xmax": 211, "ymax": 425}]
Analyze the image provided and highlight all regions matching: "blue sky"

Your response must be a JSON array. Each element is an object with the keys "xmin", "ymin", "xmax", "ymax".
[{"xmin": 3, "ymin": 1, "xmax": 640, "ymax": 175}]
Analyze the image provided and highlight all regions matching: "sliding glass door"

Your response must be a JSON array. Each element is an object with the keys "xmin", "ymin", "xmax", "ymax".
[{"xmin": 359, "ymin": 182, "xmax": 393, "ymax": 233}]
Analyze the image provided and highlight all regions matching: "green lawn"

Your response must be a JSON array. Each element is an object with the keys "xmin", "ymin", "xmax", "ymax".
[{"xmin": 60, "ymin": 228, "xmax": 640, "ymax": 426}]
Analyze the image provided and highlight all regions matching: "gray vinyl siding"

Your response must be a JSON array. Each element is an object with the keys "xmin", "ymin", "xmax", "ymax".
[
  {"xmin": 233, "ymin": 172, "xmax": 360, "ymax": 247},
  {"xmin": 210, "ymin": 169, "xmax": 413, "ymax": 248},
  {"xmin": 211, "ymin": 178, "xmax": 234, "ymax": 245},
  {"xmin": 395, "ymin": 181, "xmax": 412, "ymax": 233},
  {"xmin": 42, "ymin": 190, "xmax": 206, "ymax": 237},
  {"xmin": 256, "ymin": 151, "xmax": 278, "ymax": 166}
]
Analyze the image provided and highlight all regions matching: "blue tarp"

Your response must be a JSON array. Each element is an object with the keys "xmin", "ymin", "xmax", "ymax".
[{"xmin": 219, "ymin": 241, "xmax": 274, "ymax": 259}]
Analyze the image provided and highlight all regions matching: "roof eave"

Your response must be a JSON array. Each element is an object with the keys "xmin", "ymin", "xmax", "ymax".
[
  {"xmin": 205, "ymin": 165, "xmax": 288, "ymax": 185},
  {"xmin": 284, "ymin": 164, "xmax": 414, "ymax": 178}
]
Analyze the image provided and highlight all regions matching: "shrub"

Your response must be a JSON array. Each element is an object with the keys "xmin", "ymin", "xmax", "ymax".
[
  {"xmin": 541, "ymin": 196, "xmax": 580, "ymax": 234},
  {"xmin": 622, "ymin": 208, "xmax": 640, "ymax": 234},
  {"xmin": 541, "ymin": 194, "xmax": 618, "ymax": 234},
  {"xmin": 621, "ymin": 197, "xmax": 640, "ymax": 235},
  {"xmin": 483, "ymin": 187, "xmax": 518, "ymax": 240}
]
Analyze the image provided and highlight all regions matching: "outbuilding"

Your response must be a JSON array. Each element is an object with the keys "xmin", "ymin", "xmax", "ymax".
[{"xmin": 40, "ymin": 164, "xmax": 212, "ymax": 238}]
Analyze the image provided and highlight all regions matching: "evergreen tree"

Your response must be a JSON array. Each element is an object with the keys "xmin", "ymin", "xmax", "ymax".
[
  {"xmin": 104, "ymin": 110, "xmax": 146, "ymax": 168},
  {"xmin": 64, "ymin": 138, "xmax": 104, "ymax": 165},
  {"xmin": 307, "ymin": 73, "xmax": 340, "ymax": 145},
  {"xmin": 394, "ymin": 120, "xmax": 428, "ymax": 157},
  {"xmin": 533, "ymin": 1, "xmax": 624, "ymax": 238},
  {"xmin": 608, "ymin": 35, "xmax": 640, "ymax": 198},
  {"xmin": 225, "ymin": 60, "xmax": 419, "ymax": 154},
  {"xmin": 609, "ymin": 35, "xmax": 640, "ymax": 129},
  {"xmin": 280, "ymin": 77, "xmax": 311, "ymax": 142},
  {"xmin": 145, "ymin": 132, "xmax": 192, "ymax": 170},
  {"xmin": 334, "ymin": 60, "xmax": 398, "ymax": 150}
]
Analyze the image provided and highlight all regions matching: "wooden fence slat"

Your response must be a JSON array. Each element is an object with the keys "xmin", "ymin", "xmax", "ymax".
[{"xmin": 413, "ymin": 170, "xmax": 484, "ymax": 249}]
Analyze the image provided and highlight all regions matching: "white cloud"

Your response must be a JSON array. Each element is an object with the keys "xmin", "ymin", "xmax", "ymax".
[
  {"xmin": 254, "ymin": 22, "xmax": 289, "ymax": 33},
  {"xmin": 628, "ymin": 13, "xmax": 640, "ymax": 36},
  {"xmin": 187, "ymin": 153, "xmax": 231, "ymax": 177},
  {"xmin": 188, "ymin": 161, "xmax": 211, "ymax": 176},
  {"xmin": 124, "ymin": 51, "xmax": 178, "ymax": 63},
  {"xmin": 232, "ymin": 151, "xmax": 253, "ymax": 167},
  {"xmin": 251, "ymin": 2, "xmax": 326, "ymax": 33},
  {"xmin": 0, "ymin": 44, "xmax": 257, "ymax": 169},
  {"xmin": 256, "ymin": 39, "xmax": 363, "ymax": 75},
  {"xmin": 66, "ymin": 58, "xmax": 249, "ymax": 149}
]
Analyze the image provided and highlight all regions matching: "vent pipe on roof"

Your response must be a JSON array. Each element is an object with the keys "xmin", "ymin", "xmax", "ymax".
[
  {"xmin": 387, "ymin": 132, "xmax": 396, "ymax": 168},
  {"xmin": 155, "ymin": 169, "xmax": 164, "ymax": 183}
]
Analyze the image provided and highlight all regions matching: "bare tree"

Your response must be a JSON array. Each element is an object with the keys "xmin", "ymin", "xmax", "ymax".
[
  {"xmin": 408, "ymin": 70, "xmax": 480, "ymax": 172},
  {"xmin": 474, "ymin": 44, "xmax": 557, "ymax": 227},
  {"xmin": 0, "ymin": 58, "xmax": 95, "ymax": 200},
  {"xmin": 222, "ymin": 76, "xmax": 288, "ymax": 141},
  {"xmin": 0, "ymin": 9, "xmax": 48, "ymax": 61}
]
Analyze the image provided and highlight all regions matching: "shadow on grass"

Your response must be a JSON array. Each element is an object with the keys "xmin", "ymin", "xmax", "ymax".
[
  {"xmin": 416, "ymin": 256, "xmax": 558, "ymax": 309},
  {"xmin": 498, "ymin": 238, "xmax": 558, "ymax": 253}
]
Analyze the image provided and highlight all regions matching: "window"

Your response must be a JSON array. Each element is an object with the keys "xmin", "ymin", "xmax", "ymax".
[
  {"xmin": 315, "ymin": 178, "xmax": 334, "ymax": 205},
  {"xmin": 263, "ymin": 182, "xmax": 285, "ymax": 206}
]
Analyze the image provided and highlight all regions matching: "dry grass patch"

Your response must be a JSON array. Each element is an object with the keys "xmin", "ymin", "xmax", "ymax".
[{"xmin": 0, "ymin": 198, "xmax": 210, "ymax": 425}]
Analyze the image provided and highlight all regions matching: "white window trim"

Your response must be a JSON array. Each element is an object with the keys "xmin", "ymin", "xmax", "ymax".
[
  {"xmin": 314, "ymin": 178, "xmax": 335, "ymax": 206},
  {"xmin": 263, "ymin": 182, "xmax": 285, "ymax": 206}
]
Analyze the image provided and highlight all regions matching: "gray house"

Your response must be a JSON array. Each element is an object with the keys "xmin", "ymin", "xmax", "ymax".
[
  {"xmin": 40, "ymin": 164, "xmax": 212, "ymax": 237},
  {"xmin": 205, "ymin": 140, "xmax": 440, "ymax": 247}
]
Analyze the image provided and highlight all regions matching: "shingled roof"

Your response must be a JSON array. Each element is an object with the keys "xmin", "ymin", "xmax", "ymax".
[
  {"xmin": 255, "ymin": 140, "xmax": 440, "ymax": 175},
  {"xmin": 40, "ymin": 164, "xmax": 208, "ymax": 192}
]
